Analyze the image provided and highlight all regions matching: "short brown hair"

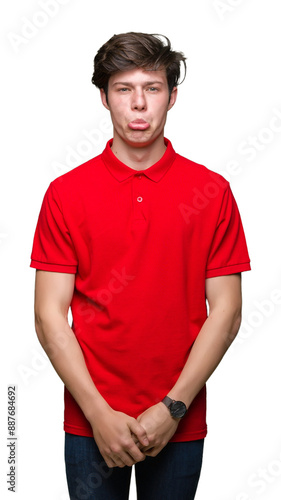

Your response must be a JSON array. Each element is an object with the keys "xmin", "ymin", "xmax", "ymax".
[{"xmin": 91, "ymin": 32, "xmax": 186, "ymax": 99}]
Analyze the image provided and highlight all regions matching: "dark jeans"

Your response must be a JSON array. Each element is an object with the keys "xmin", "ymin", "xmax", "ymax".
[{"xmin": 65, "ymin": 432, "xmax": 204, "ymax": 500}]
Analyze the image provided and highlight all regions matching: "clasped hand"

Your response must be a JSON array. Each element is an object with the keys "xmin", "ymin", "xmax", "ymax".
[
  {"xmin": 133, "ymin": 402, "xmax": 180, "ymax": 457},
  {"xmin": 90, "ymin": 402, "xmax": 179, "ymax": 468}
]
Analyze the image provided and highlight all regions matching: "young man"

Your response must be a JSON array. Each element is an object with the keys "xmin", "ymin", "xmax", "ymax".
[{"xmin": 30, "ymin": 32, "xmax": 251, "ymax": 500}]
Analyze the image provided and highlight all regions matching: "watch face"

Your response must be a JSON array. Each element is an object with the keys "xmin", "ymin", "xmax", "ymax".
[{"xmin": 170, "ymin": 401, "xmax": 187, "ymax": 418}]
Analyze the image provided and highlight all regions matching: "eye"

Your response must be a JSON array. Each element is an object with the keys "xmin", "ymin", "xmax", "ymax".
[
  {"xmin": 147, "ymin": 87, "xmax": 159, "ymax": 92},
  {"xmin": 118, "ymin": 87, "xmax": 130, "ymax": 92}
]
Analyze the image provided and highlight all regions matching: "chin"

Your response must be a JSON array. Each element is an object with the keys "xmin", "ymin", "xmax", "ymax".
[
  {"xmin": 125, "ymin": 131, "xmax": 158, "ymax": 146},
  {"xmin": 126, "ymin": 137, "xmax": 155, "ymax": 148}
]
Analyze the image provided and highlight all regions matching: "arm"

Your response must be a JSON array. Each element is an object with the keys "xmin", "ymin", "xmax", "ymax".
[
  {"xmin": 34, "ymin": 270, "xmax": 149, "ymax": 467},
  {"xmin": 137, "ymin": 274, "xmax": 242, "ymax": 456}
]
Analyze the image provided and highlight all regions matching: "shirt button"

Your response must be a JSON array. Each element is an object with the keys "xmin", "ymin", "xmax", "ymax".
[
  {"xmin": 138, "ymin": 175, "xmax": 142, "ymax": 179},
  {"xmin": 137, "ymin": 196, "xmax": 143, "ymax": 202}
]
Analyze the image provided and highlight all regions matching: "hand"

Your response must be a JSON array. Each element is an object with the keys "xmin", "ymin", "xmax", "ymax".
[
  {"xmin": 90, "ymin": 406, "xmax": 150, "ymax": 468},
  {"xmin": 135, "ymin": 403, "xmax": 180, "ymax": 457}
]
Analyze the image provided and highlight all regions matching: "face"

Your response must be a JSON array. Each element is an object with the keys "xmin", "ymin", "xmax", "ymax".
[{"xmin": 100, "ymin": 67, "xmax": 177, "ymax": 149}]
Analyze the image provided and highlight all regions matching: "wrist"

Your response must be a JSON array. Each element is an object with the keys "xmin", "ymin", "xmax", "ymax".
[
  {"xmin": 161, "ymin": 395, "xmax": 187, "ymax": 419},
  {"xmin": 84, "ymin": 396, "xmax": 111, "ymax": 423},
  {"xmin": 167, "ymin": 388, "xmax": 192, "ymax": 409}
]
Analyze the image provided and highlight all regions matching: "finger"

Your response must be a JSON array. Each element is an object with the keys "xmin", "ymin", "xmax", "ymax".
[
  {"xmin": 105, "ymin": 456, "xmax": 117, "ymax": 468},
  {"xmin": 129, "ymin": 421, "xmax": 149, "ymax": 447},
  {"xmin": 131, "ymin": 437, "xmax": 144, "ymax": 450},
  {"xmin": 143, "ymin": 447, "xmax": 158, "ymax": 457},
  {"xmin": 131, "ymin": 433, "xmax": 139, "ymax": 444},
  {"xmin": 113, "ymin": 451, "xmax": 137, "ymax": 467},
  {"xmin": 131, "ymin": 433, "xmax": 142, "ymax": 447},
  {"xmin": 125, "ymin": 442, "xmax": 147, "ymax": 464},
  {"xmin": 110, "ymin": 454, "xmax": 127, "ymax": 468}
]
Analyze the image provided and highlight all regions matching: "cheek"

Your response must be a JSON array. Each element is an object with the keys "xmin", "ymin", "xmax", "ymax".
[
  {"xmin": 153, "ymin": 107, "xmax": 168, "ymax": 125},
  {"xmin": 151, "ymin": 99, "xmax": 169, "ymax": 119},
  {"xmin": 110, "ymin": 102, "xmax": 128, "ymax": 119}
]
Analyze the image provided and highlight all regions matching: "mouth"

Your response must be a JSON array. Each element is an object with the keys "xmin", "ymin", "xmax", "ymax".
[{"xmin": 128, "ymin": 119, "xmax": 150, "ymax": 131}]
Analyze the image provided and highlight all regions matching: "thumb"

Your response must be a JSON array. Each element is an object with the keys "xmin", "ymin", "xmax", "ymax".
[{"xmin": 128, "ymin": 420, "xmax": 149, "ymax": 447}]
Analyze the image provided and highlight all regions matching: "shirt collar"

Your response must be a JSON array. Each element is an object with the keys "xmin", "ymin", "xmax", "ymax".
[{"xmin": 101, "ymin": 138, "xmax": 176, "ymax": 183}]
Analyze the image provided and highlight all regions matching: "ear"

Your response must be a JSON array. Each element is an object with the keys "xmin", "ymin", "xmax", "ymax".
[
  {"xmin": 168, "ymin": 86, "xmax": 177, "ymax": 110},
  {"xmin": 100, "ymin": 89, "xmax": 110, "ymax": 110}
]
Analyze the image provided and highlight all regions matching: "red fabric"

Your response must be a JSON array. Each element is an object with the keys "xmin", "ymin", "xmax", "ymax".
[{"xmin": 30, "ymin": 138, "xmax": 251, "ymax": 442}]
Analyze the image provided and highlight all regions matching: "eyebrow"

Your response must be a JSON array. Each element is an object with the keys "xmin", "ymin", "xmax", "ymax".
[{"xmin": 112, "ymin": 81, "xmax": 165, "ymax": 87}]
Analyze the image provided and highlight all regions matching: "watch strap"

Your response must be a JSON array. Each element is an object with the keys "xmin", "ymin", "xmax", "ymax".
[
  {"xmin": 161, "ymin": 396, "xmax": 187, "ymax": 418},
  {"xmin": 162, "ymin": 396, "xmax": 173, "ymax": 408}
]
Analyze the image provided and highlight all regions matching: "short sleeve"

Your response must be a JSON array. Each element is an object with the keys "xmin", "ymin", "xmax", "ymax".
[
  {"xmin": 30, "ymin": 183, "xmax": 78, "ymax": 273},
  {"xmin": 205, "ymin": 185, "xmax": 251, "ymax": 278}
]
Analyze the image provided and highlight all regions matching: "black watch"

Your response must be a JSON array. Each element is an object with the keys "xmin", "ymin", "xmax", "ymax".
[{"xmin": 161, "ymin": 396, "xmax": 187, "ymax": 418}]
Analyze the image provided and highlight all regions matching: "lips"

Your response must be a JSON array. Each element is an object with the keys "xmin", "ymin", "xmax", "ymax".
[{"xmin": 128, "ymin": 119, "xmax": 150, "ymax": 131}]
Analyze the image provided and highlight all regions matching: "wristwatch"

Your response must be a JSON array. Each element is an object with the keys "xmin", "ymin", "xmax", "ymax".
[{"xmin": 161, "ymin": 396, "xmax": 187, "ymax": 418}]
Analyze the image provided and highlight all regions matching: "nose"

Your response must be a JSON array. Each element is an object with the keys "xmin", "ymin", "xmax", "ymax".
[{"xmin": 131, "ymin": 89, "xmax": 146, "ymax": 111}]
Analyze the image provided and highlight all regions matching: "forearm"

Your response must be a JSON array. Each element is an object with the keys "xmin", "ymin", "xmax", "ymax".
[
  {"xmin": 34, "ymin": 270, "xmax": 149, "ymax": 468},
  {"xmin": 35, "ymin": 313, "xmax": 109, "ymax": 421},
  {"xmin": 168, "ymin": 307, "xmax": 241, "ymax": 408},
  {"xmin": 134, "ymin": 303, "xmax": 241, "ymax": 457}
]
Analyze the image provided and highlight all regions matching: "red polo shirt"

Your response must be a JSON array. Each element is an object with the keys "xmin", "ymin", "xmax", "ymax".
[{"xmin": 30, "ymin": 138, "xmax": 251, "ymax": 442}]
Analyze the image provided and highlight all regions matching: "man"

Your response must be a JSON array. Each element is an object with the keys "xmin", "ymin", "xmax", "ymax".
[{"xmin": 31, "ymin": 32, "xmax": 251, "ymax": 500}]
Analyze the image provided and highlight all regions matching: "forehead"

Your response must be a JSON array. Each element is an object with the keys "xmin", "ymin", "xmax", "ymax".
[{"xmin": 108, "ymin": 67, "xmax": 168, "ymax": 86}]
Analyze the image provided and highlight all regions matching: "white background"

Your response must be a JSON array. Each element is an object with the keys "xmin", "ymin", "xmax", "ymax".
[{"xmin": 1, "ymin": 0, "xmax": 281, "ymax": 499}]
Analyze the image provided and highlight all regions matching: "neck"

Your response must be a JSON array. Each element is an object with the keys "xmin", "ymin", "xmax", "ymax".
[{"xmin": 111, "ymin": 134, "xmax": 167, "ymax": 171}]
